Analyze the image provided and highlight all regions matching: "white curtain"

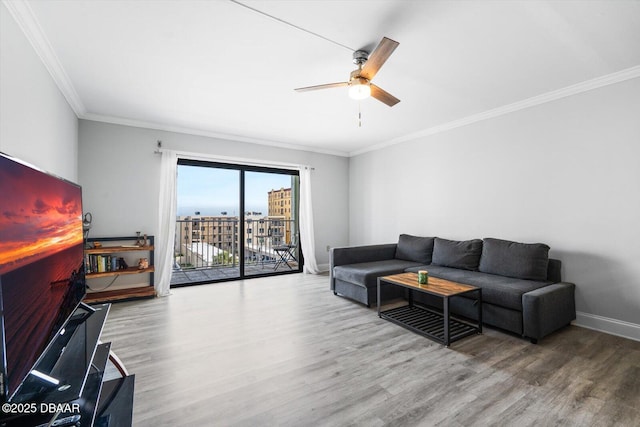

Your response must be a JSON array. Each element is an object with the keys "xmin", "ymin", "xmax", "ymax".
[
  {"xmin": 155, "ymin": 150, "xmax": 178, "ymax": 296},
  {"xmin": 299, "ymin": 167, "xmax": 321, "ymax": 274}
]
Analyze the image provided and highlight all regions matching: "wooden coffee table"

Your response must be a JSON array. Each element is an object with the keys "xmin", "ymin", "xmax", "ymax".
[{"xmin": 377, "ymin": 272, "xmax": 482, "ymax": 346}]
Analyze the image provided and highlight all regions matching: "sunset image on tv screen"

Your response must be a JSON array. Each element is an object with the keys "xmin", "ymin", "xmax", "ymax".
[
  {"xmin": 0, "ymin": 157, "xmax": 83, "ymax": 275},
  {"xmin": 0, "ymin": 155, "xmax": 86, "ymax": 398}
]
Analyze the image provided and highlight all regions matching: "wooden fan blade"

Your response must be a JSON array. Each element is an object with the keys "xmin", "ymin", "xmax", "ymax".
[
  {"xmin": 371, "ymin": 84, "xmax": 400, "ymax": 107},
  {"xmin": 360, "ymin": 37, "xmax": 399, "ymax": 80},
  {"xmin": 294, "ymin": 82, "xmax": 348, "ymax": 92}
]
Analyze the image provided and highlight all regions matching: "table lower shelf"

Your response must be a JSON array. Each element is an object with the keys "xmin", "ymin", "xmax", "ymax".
[{"xmin": 380, "ymin": 304, "xmax": 480, "ymax": 345}]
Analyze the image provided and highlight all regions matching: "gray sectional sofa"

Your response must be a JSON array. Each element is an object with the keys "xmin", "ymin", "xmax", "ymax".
[{"xmin": 330, "ymin": 235, "xmax": 576, "ymax": 343}]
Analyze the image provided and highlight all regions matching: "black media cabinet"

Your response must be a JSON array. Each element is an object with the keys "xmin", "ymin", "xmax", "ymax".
[{"xmin": 0, "ymin": 304, "xmax": 134, "ymax": 427}]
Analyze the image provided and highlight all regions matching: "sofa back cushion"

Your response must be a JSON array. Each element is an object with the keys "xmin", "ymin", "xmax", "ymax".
[
  {"xmin": 479, "ymin": 238, "xmax": 550, "ymax": 281},
  {"xmin": 431, "ymin": 238, "xmax": 483, "ymax": 271},
  {"xmin": 395, "ymin": 234, "xmax": 435, "ymax": 264}
]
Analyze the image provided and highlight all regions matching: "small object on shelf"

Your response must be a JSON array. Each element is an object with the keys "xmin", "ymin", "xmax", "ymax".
[
  {"xmin": 118, "ymin": 257, "xmax": 129, "ymax": 269},
  {"xmin": 83, "ymin": 212, "xmax": 93, "ymax": 248},
  {"xmin": 138, "ymin": 258, "xmax": 149, "ymax": 270},
  {"xmin": 134, "ymin": 231, "xmax": 148, "ymax": 247},
  {"xmin": 93, "ymin": 242, "xmax": 102, "ymax": 248}
]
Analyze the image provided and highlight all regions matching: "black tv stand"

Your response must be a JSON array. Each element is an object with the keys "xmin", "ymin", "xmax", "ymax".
[
  {"xmin": 78, "ymin": 301, "xmax": 97, "ymax": 314},
  {"xmin": 0, "ymin": 304, "xmax": 134, "ymax": 427}
]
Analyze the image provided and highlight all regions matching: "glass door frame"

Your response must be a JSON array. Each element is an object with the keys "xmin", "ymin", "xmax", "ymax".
[{"xmin": 175, "ymin": 159, "xmax": 302, "ymax": 286}]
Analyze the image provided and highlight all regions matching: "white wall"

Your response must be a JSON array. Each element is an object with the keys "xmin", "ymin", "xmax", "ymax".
[
  {"xmin": 350, "ymin": 77, "xmax": 640, "ymax": 339},
  {"xmin": 0, "ymin": 4, "xmax": 78, "ymax": 181},
  {"xmin": 78, "ymin": 120, "xmax": 349, "ymax": 269}
]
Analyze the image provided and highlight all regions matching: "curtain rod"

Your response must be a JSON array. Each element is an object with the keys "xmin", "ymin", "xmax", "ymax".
[{"xmin": 154, "ymin": 142, "xmax": 314, "ymax": 170}]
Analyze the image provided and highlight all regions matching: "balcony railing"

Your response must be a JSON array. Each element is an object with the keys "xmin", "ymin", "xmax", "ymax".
[{"xmin": 172, "ymin": 217, "xmax": 298, "ymax": 285}]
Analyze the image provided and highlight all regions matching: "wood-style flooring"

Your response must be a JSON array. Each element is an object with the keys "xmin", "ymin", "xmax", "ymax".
[{"xmin": 100, "ymin": 273, "xmax": 640, "ymax": 426}]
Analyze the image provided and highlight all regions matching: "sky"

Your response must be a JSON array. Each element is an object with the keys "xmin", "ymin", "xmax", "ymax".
[
  {"xmin": 176, "ymin": 165, "xmax": 294, "ymax": 216},
  {"xmin": 0, "ymin": 156, "xmax": 83, "ymax": 274}
]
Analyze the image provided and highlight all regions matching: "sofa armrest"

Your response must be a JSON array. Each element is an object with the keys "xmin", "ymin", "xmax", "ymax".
[
  {"xmin": 522, "ymin": 282, "xmax": 576, "ymax": 342},
  {"xmin": 330, "ymin": 244, "xmax": 397, "ymax": 290}
]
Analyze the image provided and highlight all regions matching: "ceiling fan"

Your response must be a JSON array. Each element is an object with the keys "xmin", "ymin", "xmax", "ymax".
[{"xmin": 294, "ymin": 37, "xmax": 400, "ymax": 107}]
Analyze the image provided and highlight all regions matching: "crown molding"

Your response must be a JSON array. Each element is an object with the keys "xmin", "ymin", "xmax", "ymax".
[
  {"xmin": 2, "ymin": 0, "xmax": 86, "ymax": 116},
  {"xmin": 80, "ymin": 113, "xmax": 350, "ymax": 158},
  {"xmin": 350, "ymin": 65, "xmax": 640, "ymax": 157}
]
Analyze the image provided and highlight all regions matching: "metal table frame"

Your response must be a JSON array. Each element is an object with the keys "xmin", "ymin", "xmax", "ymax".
[{"xmin": 377, "ymin": 274, "xmax": 482, "ymax": 347}]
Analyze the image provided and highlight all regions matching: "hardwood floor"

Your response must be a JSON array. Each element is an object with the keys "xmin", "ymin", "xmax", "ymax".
[{"xmin": 100, "ymin": 273, "xmax": 640, "ymax": 426}]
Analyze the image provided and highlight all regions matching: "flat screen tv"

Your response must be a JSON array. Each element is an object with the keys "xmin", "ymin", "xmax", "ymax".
[{"xmin": 0, "ymin": 152, "xmax": 86, "ymax": 401}]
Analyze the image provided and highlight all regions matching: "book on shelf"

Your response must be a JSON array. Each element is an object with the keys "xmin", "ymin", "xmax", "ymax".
[{"xmin": 85, "ymin": 253, "xmax": 139, "ymax": 274}]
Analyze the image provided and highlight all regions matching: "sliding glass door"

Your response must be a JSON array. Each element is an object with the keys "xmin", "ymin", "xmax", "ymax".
[
  {"xmin": 244, "ymin": 171, "xmax": 300, "ymax": 277},
  {"xmin": 171, "ymin": 160, "xmax": 301, "ymax": 287}
]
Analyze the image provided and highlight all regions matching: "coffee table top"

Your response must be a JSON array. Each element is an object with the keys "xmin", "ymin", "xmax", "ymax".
[{"xmin": 380, "ymin": 272, "xmax": 479, "ymax": 297}]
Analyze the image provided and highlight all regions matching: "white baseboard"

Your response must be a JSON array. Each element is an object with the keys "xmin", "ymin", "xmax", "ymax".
[
  {"xmin": 574, "ymin": 311, "xmax": 640, "ymax": 342},
  {"xmin": 317, "ymin": 263, "xmax": 330, "ymax": 273},
  {"xmin": 301, "ymin": 263, "xmax": 330, "ymax": 274}
]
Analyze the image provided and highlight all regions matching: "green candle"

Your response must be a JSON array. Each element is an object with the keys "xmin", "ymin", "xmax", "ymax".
[{"xmin": 418, "ymin": 270, "xmax": 428, "ymax": 284}]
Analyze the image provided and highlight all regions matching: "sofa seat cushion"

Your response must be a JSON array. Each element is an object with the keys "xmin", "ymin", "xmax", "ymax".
[
  {"xmin": 405, "ymin": 265, "xmax": 551, "ymax": 311},
  {"xmin": 334, "ymin": 260, "xmax": 423, "ymax": 289}
]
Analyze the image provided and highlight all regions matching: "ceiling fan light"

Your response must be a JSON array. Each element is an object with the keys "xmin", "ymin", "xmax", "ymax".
[{"xmin": 348, "ymin": 79, "xmax": 371, "ymax": 100}]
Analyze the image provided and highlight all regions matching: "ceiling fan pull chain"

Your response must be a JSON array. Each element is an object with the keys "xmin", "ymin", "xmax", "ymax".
[{"xmin": 358, "ymin": 101, "xmax": 362, "ymax": 128}]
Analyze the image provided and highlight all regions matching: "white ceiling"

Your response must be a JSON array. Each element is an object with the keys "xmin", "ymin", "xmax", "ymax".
[{"xmin": 7, "ymin": 0, "xmax": 640, "ymax": 156}]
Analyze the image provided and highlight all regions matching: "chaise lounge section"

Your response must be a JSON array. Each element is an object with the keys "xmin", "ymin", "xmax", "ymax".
[{"xmin": 330, "ymin": 235, "xmax": 576, "ymax": 343}]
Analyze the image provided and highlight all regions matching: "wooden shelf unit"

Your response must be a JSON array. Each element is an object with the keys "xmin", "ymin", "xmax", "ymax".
[{"xmin": 85, "ymin": 236, "xmax": 155, "ymax": 304}]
